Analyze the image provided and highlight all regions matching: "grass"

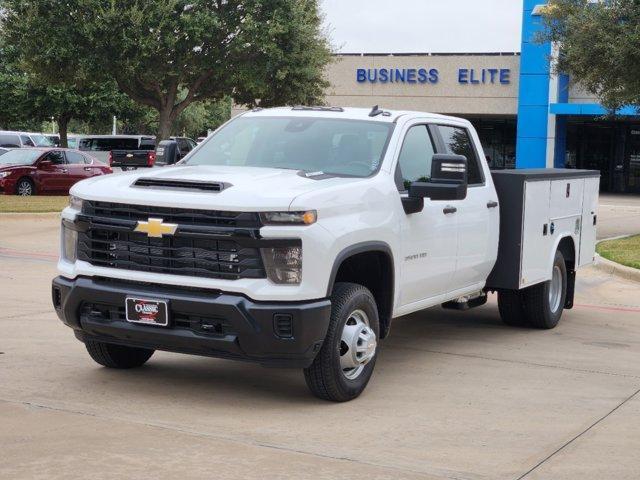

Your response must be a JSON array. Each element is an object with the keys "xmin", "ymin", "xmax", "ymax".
[
  {"xmin": 597, "ymin": 235, "xmax": 640, "ymax": 270},
  {"xmin": 0, "ymin": 196, "xmax": 68, "ymax": 213}
]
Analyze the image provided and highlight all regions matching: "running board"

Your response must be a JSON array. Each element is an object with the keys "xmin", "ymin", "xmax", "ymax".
[{"xmin": 441, "ymin": 292, "xmax": 487, "ymax": 311}]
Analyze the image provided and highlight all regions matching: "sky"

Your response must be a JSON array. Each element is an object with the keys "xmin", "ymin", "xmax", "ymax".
[{"xmin": 320, "ymin": 0, "xmax": 523, "ymax": 54}]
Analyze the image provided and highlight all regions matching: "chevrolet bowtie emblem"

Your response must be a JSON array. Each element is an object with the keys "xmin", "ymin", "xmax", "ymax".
[{"xmin": 134, "ymin": 218, "xmax": 178, "ymax": 238}]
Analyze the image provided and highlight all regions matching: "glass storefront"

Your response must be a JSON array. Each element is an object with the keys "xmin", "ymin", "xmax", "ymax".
[
  {"xmin": 466, "ymin": 117, "xmax": 517, "ymax": 170},
  {"xmin": 565, "ymin": 119, "xmax": 640, "ymax": 193}
]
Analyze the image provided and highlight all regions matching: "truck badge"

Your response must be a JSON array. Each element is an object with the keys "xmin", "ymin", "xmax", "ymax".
[{"xmin": 134, "ymin": 218, "xmax": 178, "ymax": 238}]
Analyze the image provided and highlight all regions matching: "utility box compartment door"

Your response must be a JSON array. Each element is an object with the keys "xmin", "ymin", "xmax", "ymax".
[
  {"xmin": 550, "ymin": 178, "xmax": 584, "ymax": 219},
  {"xmin": 520, "ymin": 180, "xmax": 552, "ymax": 288},
  {"xmin": 579, "ymin": 177, "xmax": 600, "ymax": 266}
]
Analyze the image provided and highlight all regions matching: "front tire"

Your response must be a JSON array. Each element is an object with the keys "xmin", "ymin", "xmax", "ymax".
[
  {"xmin": 304, "ymin": 282, "xmax": 380, "ymax": 402},
  {"xmin": 85, "ymin": 340, "xmax": 154, "ymax": 369},
  {"xmin": 16, "ymin": 178, "xmax": 35, "ymax": 196}
]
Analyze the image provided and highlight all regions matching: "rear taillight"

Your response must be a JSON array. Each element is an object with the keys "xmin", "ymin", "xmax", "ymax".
[
  {"xmin": 107, "ymin": 151, "xmax": 112, "ymax": 166},
  {"xmin": 147, "ymin": 151, "xmax": 156, "ymax": 167}
]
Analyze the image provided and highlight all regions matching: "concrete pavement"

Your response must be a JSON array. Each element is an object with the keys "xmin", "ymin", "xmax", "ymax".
[
  {"xmin": 1, "ymin": 197, "xmax": 639, "ymax": 480},
  {"xmin": 597, "ymin": 193, "xmax": 640, "ymax": 239}
]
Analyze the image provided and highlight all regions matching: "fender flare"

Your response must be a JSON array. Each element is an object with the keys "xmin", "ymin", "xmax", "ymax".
[
  {"xmin": 326, "ymin": 241, "xmax": 395, "ymax": 338},
  {"xmin": 326, "ymin": 241, "xmax": 395, "ymax": 296}
]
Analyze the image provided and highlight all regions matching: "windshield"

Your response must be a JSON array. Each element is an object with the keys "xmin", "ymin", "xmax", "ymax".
[
  {"xmin": 185, "ymin": 117, "xmax": 394, "ymax": 177},
  {"xmin": 0, "ymin": 149, "xmax": 42, "ymax": 165},
  {"xmin": 29, "ymin": 134, "xmax": 54, "ymax": 147}
]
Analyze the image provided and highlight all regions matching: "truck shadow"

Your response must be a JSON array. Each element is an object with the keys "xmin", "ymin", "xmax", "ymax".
[{"xmin": 74, "ymin": 300, "xmax": 535, "ymax": 406}]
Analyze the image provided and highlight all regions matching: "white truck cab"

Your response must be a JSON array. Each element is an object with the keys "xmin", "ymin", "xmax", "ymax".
[{"xmin": 52, "ymin": 106, "xmax": 599, "ymax": 401}]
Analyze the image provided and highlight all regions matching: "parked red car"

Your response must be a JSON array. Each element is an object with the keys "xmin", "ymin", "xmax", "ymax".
[{"xmin": 0, "ymin": 148, "xmax": 112, "ymax": 195}]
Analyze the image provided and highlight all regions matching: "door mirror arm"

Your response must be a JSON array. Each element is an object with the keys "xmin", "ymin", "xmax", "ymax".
[{"xmin": 401, "ymin": 196, "xmax": 424, "ymax": 215}]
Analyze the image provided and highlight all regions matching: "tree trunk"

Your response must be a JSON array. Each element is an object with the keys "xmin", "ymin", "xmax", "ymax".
[
  {"xmin": 157, "ymin": 107, "xmax": 174, "ymax": 145},
  {"xmin": 58, "ymin": 114, "xmax": 71, "ymax": 148}
]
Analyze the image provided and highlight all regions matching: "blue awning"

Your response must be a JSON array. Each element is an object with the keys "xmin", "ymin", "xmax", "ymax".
[{"xmin": 549, "ymin": 103, "xmax": 639, "ymax": 116}]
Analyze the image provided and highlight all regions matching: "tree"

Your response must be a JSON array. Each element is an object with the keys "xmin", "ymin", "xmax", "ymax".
[
  {"xmin": 1, "ymin": 0, "xmax": 331, "ymax": 142},
  {"xmin": 0, "ymin": 6, "xmax": 146, "ymax": 146},
  {"xmin": 173, "ymin": 97, "xmax": 232, "ymax": 138},
  {"xmin": 542, "ymin": 0, "xmax": 640, "ymax": 112}
]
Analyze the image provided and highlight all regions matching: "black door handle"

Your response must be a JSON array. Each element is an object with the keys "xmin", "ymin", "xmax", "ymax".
[
  {"xmin": 443, "ymin": 206, "xmax": 457, "ymax": 215},
  {"xmin": 487, "ymin": 201, "xmax": 498, "ymax": 209}
]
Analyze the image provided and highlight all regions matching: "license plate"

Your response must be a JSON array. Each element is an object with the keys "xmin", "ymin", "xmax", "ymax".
[{"xmin": 125, "ymin": 297, "xmax": 169, "ymax": 326}]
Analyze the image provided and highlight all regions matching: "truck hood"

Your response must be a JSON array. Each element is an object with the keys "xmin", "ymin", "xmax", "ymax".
[{"xmin": 71, "ymin": 165, "xmax": 359, "ymax": 211}]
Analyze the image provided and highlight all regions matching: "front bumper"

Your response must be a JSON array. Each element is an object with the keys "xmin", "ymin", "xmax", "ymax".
[{"xmin": 52, "ymin": 276, "xmax": 331, "ymax": 368}]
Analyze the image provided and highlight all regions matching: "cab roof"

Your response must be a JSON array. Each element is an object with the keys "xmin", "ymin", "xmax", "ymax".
[{"xmin": 241, "ymin": 106, "xmax": 464, "ymax": 124}]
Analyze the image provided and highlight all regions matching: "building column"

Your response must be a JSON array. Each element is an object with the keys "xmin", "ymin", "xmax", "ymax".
[{"xmin": 516, "ymin": 1, "xmax": 552, "ymax": 168}]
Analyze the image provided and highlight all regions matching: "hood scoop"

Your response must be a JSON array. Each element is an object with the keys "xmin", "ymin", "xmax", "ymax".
[{"xmin": 132, "ymin": 177, "xmax": 230, "ymax": 192}]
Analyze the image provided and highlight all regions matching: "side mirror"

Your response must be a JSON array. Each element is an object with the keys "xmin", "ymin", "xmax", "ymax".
[
  {"xmin": 38, "ymin": 160, "xmax": 52, "ymax": 169},
  {"xmin": 402, "ymin": 154, "xmax": 468, "ymax": 214}
]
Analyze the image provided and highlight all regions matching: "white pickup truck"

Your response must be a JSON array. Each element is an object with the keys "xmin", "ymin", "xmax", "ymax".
[{"xmin": 52, "ymin": 106, "xmax": 600, "ymax": 401}]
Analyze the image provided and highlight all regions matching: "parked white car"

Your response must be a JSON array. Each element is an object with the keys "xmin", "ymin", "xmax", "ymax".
[
  {"xmin": 0, "ymin": 131, "xmax": 54, "ymax": 148},
  {"xmin": 52, "ymin": 106, "xmax": 600, "ymax": 401}
]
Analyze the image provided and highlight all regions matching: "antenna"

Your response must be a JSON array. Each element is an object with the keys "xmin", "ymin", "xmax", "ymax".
[{"xmin": 369, "ymin": 105, "xmax": 384, "ymax": 117}]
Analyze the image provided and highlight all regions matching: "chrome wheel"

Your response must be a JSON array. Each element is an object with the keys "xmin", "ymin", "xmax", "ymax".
[
  {"xmin": 339, "ymin": 309, "xmax": 377, "ymax": 380},
  {"xmin": 549, "ymin": 265, "xmax": 563, "ymax": 313},
  {"xmin": 17, "ymin": 180, "xmax": 33, "ymax": 196}
]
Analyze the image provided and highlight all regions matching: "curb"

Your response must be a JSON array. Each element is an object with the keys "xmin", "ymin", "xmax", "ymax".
[{"xmin": 592, "ymin": 235, "xmax": 640, "ymax": 283}]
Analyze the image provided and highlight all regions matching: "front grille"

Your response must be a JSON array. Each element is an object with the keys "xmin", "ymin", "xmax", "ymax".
[
  {"xmin": 77, "ymin": 202, "xmax": 266, "ymax": 280},
  {"xmin": 80, "ymin": 302, "xmax": 237, "ymax": 337},
  {"xmin": 82, "ymin": 201, "xmax": 260, "ymax": 228}
]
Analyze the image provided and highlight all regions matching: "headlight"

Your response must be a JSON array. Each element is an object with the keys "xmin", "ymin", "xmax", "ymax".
[
  {"xmin": 260, "ymin": 211, "xmax": 317, "ymax": 225},
  {"xmin": 0, "ymin": 172, "xmax": 10, "ymax": 179},
  {"xmin": 62, "ymin": 222, "xmax": 78, "ymax": 262},
  {"xmin": 68, "ymin": 195, "xmax": 84, "ymax": 211},
  {"xmin": 261, "ymin": 246, "xmax": 302, "ymax": 284}
]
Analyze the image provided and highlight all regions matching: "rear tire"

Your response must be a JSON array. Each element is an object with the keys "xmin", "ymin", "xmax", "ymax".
[
  {"xmin": 497, "ymin": 290, "xmax": 528, "ymax": 327},
  {"xmin": 521, "ymin": 250, "xmax": 567, "ymax": 329},
  {"xmin": 498, "ymin": 250, "xmax": 567, "ymax": 329},
  {"xmin": 85, "ymin": 340, "xmax": 154, "ymax": 369},
  {"xmin": 16, "ymin": 178, "xmax": 35, "ymax": 196},
  {"xmin": 304, "ymin": 282, "xmax": 379, "ymax": 402}
]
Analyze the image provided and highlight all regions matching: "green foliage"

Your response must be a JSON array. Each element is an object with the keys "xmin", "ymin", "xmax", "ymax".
[
  {"xmin": 542, "ymin": 0, "xmax": 640, "ymax": 113},
  {"xmin": 0, "ymin": 6, "xmax": 150, "ymax": 143},
  {"xmin": 174, "ymin": 97, "xmax": 232, "ymax": 138},
  {"xmin": 0, "ymin": 0, "xmax": 331, "ymax": 141}
]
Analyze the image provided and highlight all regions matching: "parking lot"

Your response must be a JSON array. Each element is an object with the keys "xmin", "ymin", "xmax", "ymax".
[{"xmin": 1, "ymin": 198, "xmax": 639, "ymax": 480}]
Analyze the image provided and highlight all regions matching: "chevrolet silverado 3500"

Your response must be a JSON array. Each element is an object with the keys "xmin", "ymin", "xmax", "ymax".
[{"xmin": 52, "ymin": 106, "xmax": 599, "ymax": 402}]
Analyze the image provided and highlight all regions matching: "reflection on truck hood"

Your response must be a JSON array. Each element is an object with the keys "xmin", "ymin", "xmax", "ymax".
[{"xmin": 71, "ymin": 165, "xmax": 359, "ymax": 211}]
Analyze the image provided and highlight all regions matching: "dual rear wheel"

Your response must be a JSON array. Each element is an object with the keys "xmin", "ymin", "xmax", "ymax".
[{"xmin": 498, "ymin": 250, "xmax": 568, "ymax": 329}]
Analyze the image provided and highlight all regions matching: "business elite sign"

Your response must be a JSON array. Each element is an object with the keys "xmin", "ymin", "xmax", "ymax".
[{"xmin": 356, "ymin": 68, "xmax": 511, "ymax": 85}]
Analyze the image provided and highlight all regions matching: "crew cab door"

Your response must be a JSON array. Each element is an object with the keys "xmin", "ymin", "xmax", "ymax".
[
  {"xmin": 396, "ymin": 123, "xmax": 459, "ymax": 306},
  {"xmin": 436, "ymin": 124, "xmax": 499, "ymax": 289},
  {"xmin": 65, "ymin": 150, "xmax": 97, "ymax": 187}
]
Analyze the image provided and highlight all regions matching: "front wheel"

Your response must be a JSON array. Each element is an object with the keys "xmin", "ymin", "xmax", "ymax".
[
  {"xmin": 16, "ymin": 178, "xmax": 35, "ymax": 196},
  {"xmin": 304, "ymin": 282, "xmax": 380, "ymax": 402},
  {"xmin": 85, "ymin": 340, "xmax": 154, "ymax": 368}
]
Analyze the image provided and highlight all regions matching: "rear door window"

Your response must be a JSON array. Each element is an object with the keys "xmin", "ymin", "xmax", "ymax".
[
  {"xmin": 437, "ymin": 125, "xmax": 484, "ymax": 185},
  {"xmin": 79, "ymin": 138, "xmax": 140, "ymax": 151},
  {"xmin": 66, "ymin": 151, "xmax": 89, "ymax": 164},
  {"xmin": 20, "ymin": 135, "xmax": 35, "ymax": 147}
]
